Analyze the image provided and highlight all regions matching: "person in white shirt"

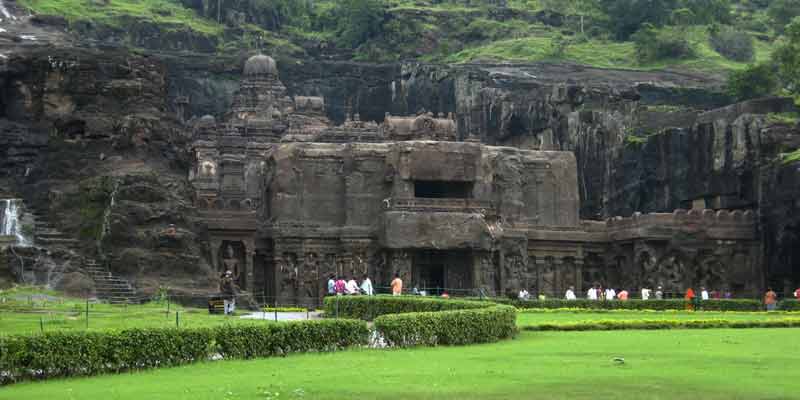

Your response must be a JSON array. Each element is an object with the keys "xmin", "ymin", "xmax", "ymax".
[
  {"xmin": 518, "ymin": 289, "xmax": 530, "ymax": 301},
  {"xmin": 587, "ymin": 286, "xmax": 598, "ymax": 300},
  {"xmin": 700, "ymin": 287, "xmax": 709, "ymax": 301},
  {"xmin": 641, "ymin": 287, "xmax": 651, "ymax": 300},
  {"xmin": 345, "ymin": 277, "xmax": 360, "ymax": 295},
  {"xmin": 565, "ymin": 286, "xmax": 576, "ymax": 300},
  {"xmin": 605, "ymin": 288, "xmax": 616, "ymax": 301},
  {"xmin": 360, "ymin": 275, "xmax": 374, "ymax": 296}
]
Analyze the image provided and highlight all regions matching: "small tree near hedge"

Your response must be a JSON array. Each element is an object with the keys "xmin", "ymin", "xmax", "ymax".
[{"xmin": 726, "ymin": 62, "xmax": 778, "ymax": 101}]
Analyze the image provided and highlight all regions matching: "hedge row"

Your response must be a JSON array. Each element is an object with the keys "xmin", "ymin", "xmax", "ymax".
[
  {"xmin": 323, "ymin": 295, "xmax": 517, "ymax": 347},
  {"xmin": 0, "ymin": 319, "xmax": 368, "ymax": 384},
  {"xmin": 522, "ymin": 318, "xmax": 800, "ymax": 331},
  {"xmin": 483, "ymin": 298, "xmax": 766, "ymax": 311},
  {"xmin": 778, "ymin": 300, "xmax": 800, "ymax": 311},
  {"xmin": 374, "ymin": 304, "xmax": 517, "ymax": 347},
  {"xmin": 323, "ymin": 295, "xmax": 492, "ymax": 321}
]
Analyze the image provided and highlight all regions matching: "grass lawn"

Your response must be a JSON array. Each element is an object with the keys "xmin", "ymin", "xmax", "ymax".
[
  {"xmin": 516, "ymin": 310, "xmax": 800, "ymax": 326},
  {"xmin": 0, "ymin": 287, "xmax": 278, "ymax": 335},
  {"xmin": 2, "ymin": 329, "xmax": 798, "ymax": 399}
]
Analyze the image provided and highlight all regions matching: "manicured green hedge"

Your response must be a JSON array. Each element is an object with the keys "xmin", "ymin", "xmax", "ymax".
[
  {"xmin": 323, "ymin": 295, "xmax": 492, "ymax": 321},
  {"xmin": 374, "ymin": 304, "xmax": 517, "ymax": 347},
  {"xmin": 486, "ymin": 298, "xmax": 764, "ymax": 312},
  {"xmin": 323, "ymin": 295, "xmax": 517, "ymax": 347},
  {"xmin": 522, "ymin": 318, "xmax": 800, "ymax": 331},
  {"xmin": 0, "ymin": 319, "xmax": 368, "ymax": 384},
  {"xmin": 778, "ymin": 300, "xmax": 800, "ymax": 311}
]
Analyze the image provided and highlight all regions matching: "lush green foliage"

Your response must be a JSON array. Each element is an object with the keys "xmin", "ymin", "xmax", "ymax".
[
  {"xmin": 778, "ymin": 299, "xmax": 800, "ymax": 310},
  {"xmin": 522, "ymin": 317, "xmax": 800, "ymax": 331},
  {"xmin": 374, "ymin": 304, "xmax": 517, "ymax": 347},
  {"xmin": 0, "ymin": 320, "xmax": 368, "ymax": 384},
  {"xmin": 726, "ymin": 62, "xmax": 778, "ymax": 100},
  {"xmin": 330, "ymin": 0, "xmax": 387, "ymax": 47},
  {"xmin": 323, "ymin": 296, "xmax": 516, "ymax": 347},
  {"xmin": 323, "ymin": 295, "xmax": 491, "ymax": 320},
  {"xmin": 633, "ymin": 26, "xmax": 695, "ymax": 62},
  {"xmin": 492, "ymin": 297, "xmax": 765, "ymax": 311},
  {"xmin": 772, "ymin": 18, "xmax": 800, "ymax": 96},
  {"xmin": 709, "ymin": 25, "xmax": 754, "ymax": 61},
  {"xmin": 4, "ymin": 329, "xmax": 800, "ymax": 399},
  {"xmin": 767, "ymin": 0, "xmax": 800, "ymax": 33}
]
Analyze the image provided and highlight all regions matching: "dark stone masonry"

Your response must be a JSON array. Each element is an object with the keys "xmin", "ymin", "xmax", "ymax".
[{"xmin": 191, "ymin": 55, "xmax": 761, "ymax": 302}]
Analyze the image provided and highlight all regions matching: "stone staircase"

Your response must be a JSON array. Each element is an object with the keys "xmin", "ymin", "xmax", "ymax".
[
  {"xmin": 27, "ymin": 206, "xmax": 139, "ymax": 304},
  {"xmin": 84, "ymin": 260, "xmax": 139, "ymax": 304}
]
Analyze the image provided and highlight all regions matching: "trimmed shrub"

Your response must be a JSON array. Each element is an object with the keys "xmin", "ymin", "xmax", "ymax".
[
  {"xmin": 375, "ymin": 305, "xmax": 517, "ymax": 347},
  {"xmin": 323, "ymin": 295, "xmax": 492, "ymax": 321},
  {"xmin": 0, "ymin": 319, "xmax": 368, "ymax": 384},
  {"xmin": 709, "ymin": 26, "xmax": 754, "ymax": 62},
  {"xmin": 324, "ymin": 296, "xmax": 517, "ymax": 347},
  {"xmin": 522, "ymin": 318, "xmax": 800, "ymax": 331},
  {"xmin": 778, "ymin": 300, "xmax": 800, "ymax": 311},
  {"xmin": 495, "ymin": 298, "xmax": 763, "ymax": 311}
]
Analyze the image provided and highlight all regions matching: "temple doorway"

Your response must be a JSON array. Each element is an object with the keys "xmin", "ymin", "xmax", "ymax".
[{"xmin": 412, "ymin": 250, "xmax": 472, "ymax": 295}]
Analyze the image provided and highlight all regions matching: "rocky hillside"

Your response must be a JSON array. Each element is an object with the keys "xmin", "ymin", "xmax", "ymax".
[{"xmin": 1, "ymin": 0, "xmax": 798, "ymax": 295}]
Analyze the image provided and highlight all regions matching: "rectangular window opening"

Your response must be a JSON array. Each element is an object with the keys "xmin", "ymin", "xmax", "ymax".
[{"xmin": 414, "ymin": 180, "xmax": 473, "ymax": 199}]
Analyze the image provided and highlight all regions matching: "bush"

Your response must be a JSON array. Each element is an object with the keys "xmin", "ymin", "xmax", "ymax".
[
  {"xmin": 522, "ymin": 318, "xmax": 800, "ymax": 331},
  {"xmin": 323, "ymin": 296, "xmax": 517, "ymax": 347},
  {"xmin": 778, "ymin": 300, "xmax": 800, "ymax": 311},
  {"xmin": 323, "ymin": 295, "xmax": 492, "ymax": 321},
  {"xmin": 0, "ymin": 320, "xmax": 368, "ymax": 384},
  {"xmin": 491, "ymin": 298, "xmax": 764, "ymax": 311},
  {"xmin": 633, "ymin": 26, "xmax": 695, "ymax": 62},
  {"xmin": 375, "ymin": 305, "xmax": 517, "ymax": 347},
  {"xmin": 726, "ymin": 62, "xmax": 778, "ymax": 100},
  {"xmin": 709, "ymin": 26, "xmax": 754, "ymax": 62}
]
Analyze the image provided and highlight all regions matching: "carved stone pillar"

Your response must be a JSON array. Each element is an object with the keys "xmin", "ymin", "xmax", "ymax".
[
  {"xmin": 553, "ymin": 257, "xmax": 563, "ymax": 297},
  {"xmin": 575, "ymin": 258, "xmax": 584, "ymax": 293},
  {"xmin": 210, "ymin": 239, "xmax": 222, "ymax": 273}
]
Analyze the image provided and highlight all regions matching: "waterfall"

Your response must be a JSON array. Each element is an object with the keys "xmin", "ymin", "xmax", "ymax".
[
  {"xmin": 1, "ymin": 199, "xmax": 30, "ymax": 247},
  {"xmin": 97, "ymin": 180, "xmax": 120, "ymax": 255}
]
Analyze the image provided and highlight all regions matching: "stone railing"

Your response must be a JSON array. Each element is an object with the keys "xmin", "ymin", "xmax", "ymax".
[
  {"xmin": 605, "ymin": 209, "xmax": 756, "ymax": 229},
  {"xmin": 387, "ymin": 197, "xmax": 494, "ymax": 214}
]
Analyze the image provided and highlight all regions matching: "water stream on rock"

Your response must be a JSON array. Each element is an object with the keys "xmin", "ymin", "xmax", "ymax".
[
  {"xmin": 1, "ymin": 199, "xmax": 31, "ymax": 247},
  {"xmin": 97, "ymin": 180, "xmax": 120, "ymax": 256}
]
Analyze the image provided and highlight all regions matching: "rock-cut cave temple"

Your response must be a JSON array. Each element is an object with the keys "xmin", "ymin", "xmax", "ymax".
[{"xmin": 191, "ymin": 54, "xmax": 760, "ymax": 301}]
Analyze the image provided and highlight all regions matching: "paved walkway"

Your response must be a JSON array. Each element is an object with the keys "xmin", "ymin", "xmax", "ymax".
[{"xmin": 240, "ymin": 311, "xmax": 323, "ymax": 321}]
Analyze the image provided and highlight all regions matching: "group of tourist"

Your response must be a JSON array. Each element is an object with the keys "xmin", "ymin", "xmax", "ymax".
[{"xmin": 327, "ymin": 275, "xmax": 375, "ymax": 296}]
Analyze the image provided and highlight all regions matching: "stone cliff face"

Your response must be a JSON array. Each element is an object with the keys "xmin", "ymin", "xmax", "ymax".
[{"xmin": 2, "ymin": 46, "xmax": 798, "ymax": 294}]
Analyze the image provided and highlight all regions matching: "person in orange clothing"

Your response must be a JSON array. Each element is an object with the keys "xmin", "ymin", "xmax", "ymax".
[
  {"xmin": 764, "ymin": 288, "xmax": 778, "ymax": 311},
  {"xmin": 390, "ymin": 273, "xmax": 403, "ymax": 296},
  {"xmin": 684, "ymin": 287, "xmax": 696, "ymax": 311}
]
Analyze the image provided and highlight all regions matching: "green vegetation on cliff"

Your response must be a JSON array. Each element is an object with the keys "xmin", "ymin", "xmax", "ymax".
[{"xmin": 13, "ymin": 0, "xmax": 793, "ymax": 78}]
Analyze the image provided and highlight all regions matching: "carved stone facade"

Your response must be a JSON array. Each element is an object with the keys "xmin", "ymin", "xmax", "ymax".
[{"xmin": 190, "ymin": 55, "xmax": 761, "ymax": 303}]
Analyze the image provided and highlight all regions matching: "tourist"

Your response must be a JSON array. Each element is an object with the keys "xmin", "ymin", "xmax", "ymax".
[
  {"xmin": 764, "ymin": 288, "xmax": 778, "ymax": 311},
  {"xmin": 334, "ymin": 277, "xmax": 346, "ymax": 295},
  {"xmin": 360, "ymin": 275, "xmax": 374, "ymax": 296},
  {"xmin": 700, "ymin": 287, "xmax": 709, "ymax": 301},
  {"xmin": 327, "ymin": 275, "xmax": 336, "ymax": 296},
  {"xmin": 565, "ymin": 286, "xmax": 576, "ymax": 300},
  {"xmin": 794, "ymin": 286, "xmax": 800, "ymax": 300},
  {"xmin": 391, "ymin": 273, "xmax": 403, "ymax": 296},
  {"xmin": 711, "ymin": 289, "xmax": 721, "ymax": 299},
  {"xmin": 655, "ymin": 286, "xmax": 664, "ymax": 300},
  {"xmin": 220, "ymin": 270, "xmax": 237, "ymax": 315},
  {"xmin": 519, "ymin": 288, "xmax": 530, "ymax": 301},
  {"xmin": 346, "ymin": 277, "xmax": 359, "ymax": 295},
  {"xmin": 641, "ymin": 287, "xmax": 651, "ymax": 300},
  {"xmin": 441, "ymin": 291, "xmax": 450, "ymax": 299},
  {"xmin": 685, "ymin": 287, "xmax": 696, "ymax": 311},
  {"xmin": 605, "ymin": 287, "xmax": 616, "ymax": 301},
  {"xmin": 538, "ymin": 293, "xmax": 546, "ymax": 301},
  {"xmin": 617, "ymin": 289, "xmax": 629, "ymax": 301},
  {"xmin": 724, "ymin": 289, "xmax": 733, "ymax": 299},
  {"xmin": 587, "ymin": 285, "xmax": 598, "ymax": 300}
]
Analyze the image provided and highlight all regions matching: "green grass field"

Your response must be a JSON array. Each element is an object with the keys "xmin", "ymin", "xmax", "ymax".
[
  {"xmin": 516, "ymin": 310, "xmax": 800, "ymax": 326},
  {"xmin": 3, "ymin": 329, "xmax": 798, "ymax": 399},
  {"xmin": 0, "ymin": 287, "xmax": 277, "ymax": 335}
]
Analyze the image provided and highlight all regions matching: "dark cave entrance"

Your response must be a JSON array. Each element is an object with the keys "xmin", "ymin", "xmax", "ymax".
[{"xmin": 414, "ymin": 180, "xmax": 473, "ymax": 199}]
